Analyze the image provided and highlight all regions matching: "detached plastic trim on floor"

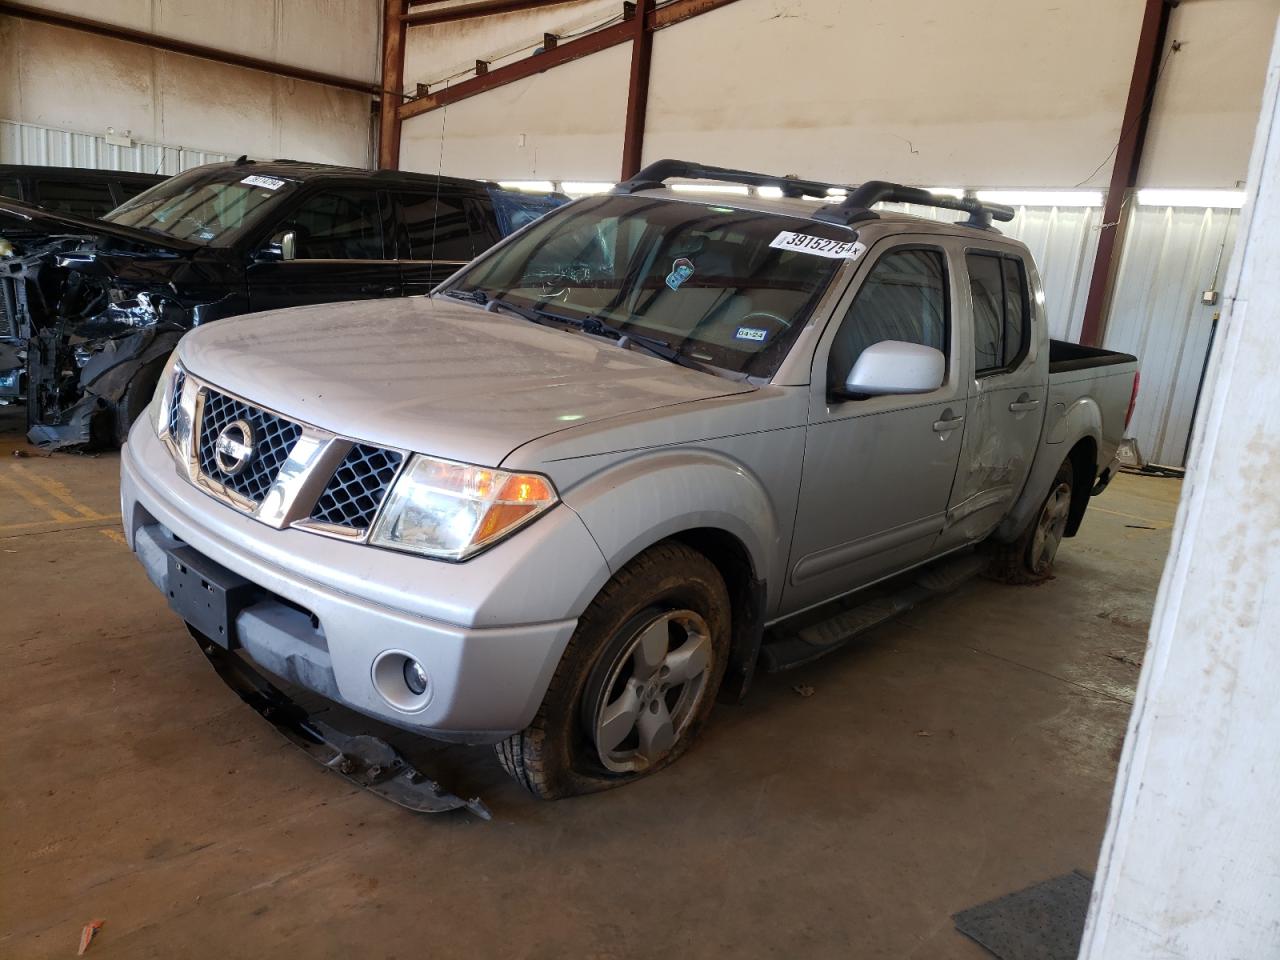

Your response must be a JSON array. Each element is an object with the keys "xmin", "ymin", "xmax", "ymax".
[{"xmin": 953, "ymin": 870, "xmax": 1093, "ymax": 960}]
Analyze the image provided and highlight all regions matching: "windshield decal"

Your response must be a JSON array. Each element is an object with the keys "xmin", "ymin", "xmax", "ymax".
[
  {"xmin": 769, "ymin": 231, "xmax": 866, "ymax": 260},
  {"xmin": 735, "ymin": 326, "xmax": 768, "ymax": 342},
  {"xmin": 665, "ymin": 257, "xmax": 695, "ymax": 291},
  {"xmin": 240, "ymin": 175, "xmax": 287, "ymax": 190}
]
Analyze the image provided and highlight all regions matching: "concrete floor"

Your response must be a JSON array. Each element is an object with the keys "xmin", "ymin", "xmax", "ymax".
[{"xmin": 0, "ymin": 407, "xmax": 1181, "ymax": 959}]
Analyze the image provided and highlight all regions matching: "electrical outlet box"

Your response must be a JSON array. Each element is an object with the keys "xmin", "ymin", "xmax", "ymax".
[{"xmin": 1202, "ymin": 289, "xmax": 1219, "ymax": 305}]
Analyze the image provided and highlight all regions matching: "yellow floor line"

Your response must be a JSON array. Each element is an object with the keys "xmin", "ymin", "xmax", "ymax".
[
  {"xmin": 0, "ymin": 515, "xmax": 122, "ymax": 536},
  {"xmin": 0, "ymin": 471, "xmax": 73, "ymax": 522},
  {"xmin": 10, "ymin": 463, "xmax": 106, "ymax": 519},
  {"xmin": 99, "ymin": 528, "xmax": 127, "ymax": 546}
]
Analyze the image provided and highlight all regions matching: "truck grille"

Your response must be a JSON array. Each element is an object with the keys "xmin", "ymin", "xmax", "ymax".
[
  {"xmin": 309, "ymin": 443, "xmax": 404, "ymax": 530},
  {"xmin": 197, "ymin": 388, "xmax": 303, "ymax": 504},
  {"xmin": 180, "ymin": 376, "xmax": 406, "ymax": 540}
]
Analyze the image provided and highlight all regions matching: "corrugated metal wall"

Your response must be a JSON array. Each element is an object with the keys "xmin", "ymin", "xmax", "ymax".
[
  {"xmin": 0, "ymin": 120, "xmax": 230, "ymax": 175},
  {"xmin": 1103, "ymin": 204, "xmax": 1240, "ymax": 467}
]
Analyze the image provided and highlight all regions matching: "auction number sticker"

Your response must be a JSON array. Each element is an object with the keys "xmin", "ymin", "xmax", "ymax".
[
  {"xmin": 770, "ymin": 231, "xmax": 866, "ymax": 260},
  {"xmin": 241, "ymin": 175, "xmax": 287, "ymax": 190}
]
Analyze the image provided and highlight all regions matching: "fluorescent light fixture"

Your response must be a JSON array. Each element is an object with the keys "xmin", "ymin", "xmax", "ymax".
[
  {"xmin": 560, "ymin": 181, "xmax": 614, "ymax": 196},
  {"xmin": 975, "ymin": 190, "xmax": 1103, "ymax": 207},
  {"xmin": 497, "ymin": 180, "xmax": 555, "ymax": 192},
  {"xmin": 1136, "ymin": 189, "xmax": 1246, "ymax": 209},
  {"xmin": 671, "ymin": 183, "xmax": 751, "ymax": 195},
  {"xmin": 923, "ymin": 187, "xmax": 964, "ymax": 199},
  {"xmin": 756, "ymin": 186, "xmax": 784, "ymax": 199}
]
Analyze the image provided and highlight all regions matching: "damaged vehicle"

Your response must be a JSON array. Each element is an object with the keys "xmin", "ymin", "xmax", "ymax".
[
  {"xmin": 122, "ymin": 160, "xmax": 1140, "ymax": 810},
  {"xmin": 0, "ymin": 159, "xmax": 566, "ymax": 447}
]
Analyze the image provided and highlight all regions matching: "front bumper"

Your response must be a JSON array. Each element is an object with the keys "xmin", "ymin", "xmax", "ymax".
[{"xmin": 122, "ymin": 418, "xmax": 609, "ymax": 743}]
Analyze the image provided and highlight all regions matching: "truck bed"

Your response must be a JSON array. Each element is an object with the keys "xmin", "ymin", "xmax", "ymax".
[{"xmin": 1049, "ymin": 339, "xmax": 1137, "ymax": 373}]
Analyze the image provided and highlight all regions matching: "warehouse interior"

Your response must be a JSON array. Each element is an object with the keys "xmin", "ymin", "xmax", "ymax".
[{"xmin": 1, "ymin": 1, "xmax": 1278, "ymax": 958}]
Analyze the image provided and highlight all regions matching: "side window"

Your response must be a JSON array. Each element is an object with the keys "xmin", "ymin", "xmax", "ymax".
[
  {"xmin": 34, "ymin": 180, "xmax": 116, "ymax": 219},
  {"xmin": 0, "ymin": 177, "xmax": 21, "ymax": 200},
  {"xmin": 287, "ymin": 189, "xmax": 384, "ymax": 260},
  {"xmin": 114, "ymin": 180, "xmax": 156, "ymax": 203},
  {"xmin": 966, "ymin": 251, "xmax": 1030, "ymax": 375},
  {"xmin": 397, "ymin": 191, "xmax": 476, "ymax": 261},
  {"xmin": 828, "ymin": 247, "xmax": 948, "ymax": 391},
  {"xmin": 1001, "ymin": 257, "xmax": 1029, "ymax": 365}
]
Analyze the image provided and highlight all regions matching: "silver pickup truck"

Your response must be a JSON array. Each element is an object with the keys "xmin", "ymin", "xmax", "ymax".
[{"xmin": 121, "ymin": 160, "xmax": 1139, "ymax": 807}]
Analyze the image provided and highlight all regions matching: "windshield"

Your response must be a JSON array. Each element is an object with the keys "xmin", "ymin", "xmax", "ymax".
[
  {"xmin": 444, "ymin": 195, "xmax": 854, "ymax": 378},
  {"xmin": 104, "ymin": 168, "xmax": 297, "ymax": 247}
]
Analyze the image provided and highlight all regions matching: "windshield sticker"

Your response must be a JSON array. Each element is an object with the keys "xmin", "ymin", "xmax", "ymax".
[
  {"xmin": 735, "ymin": 326, "xmax": 768, "ymax": 343},
  {"xmin": 665, "ymin": 257, "xmax": 695, "ymax": 291},
  {"xmin": 770, "ymin": 231, "xmax": 866, "ymax": 260},
  {"xmin": 240, "ymin": 175, "xmax": 287, "ymax": 191}
]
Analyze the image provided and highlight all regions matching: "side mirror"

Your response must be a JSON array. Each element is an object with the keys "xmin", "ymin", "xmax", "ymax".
[
  {"xmin": 840, "ymin": 340, "xmax": 945, "ymax": 397},
  {"xmin": 258, "ymin": 229, "xmax": 296, "ymax": 262}
]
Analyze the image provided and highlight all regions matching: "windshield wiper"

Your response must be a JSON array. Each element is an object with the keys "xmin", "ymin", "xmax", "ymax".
[{"xmin": 444, "ymin": 288, "xmax": 489, "ymax": 304}]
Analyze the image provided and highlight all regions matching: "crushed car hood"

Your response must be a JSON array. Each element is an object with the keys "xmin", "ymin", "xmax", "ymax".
[
  {"xmin": 0, "ymin": 197, "xmax": 198, "ymax": 254},
  {"xmin": 179, "ymin": 296, "xmax": 756, "ymax": 466}
]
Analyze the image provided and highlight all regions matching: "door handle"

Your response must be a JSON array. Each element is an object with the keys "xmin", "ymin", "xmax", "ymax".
[
  {"xmin": 933, "ymin": 413, "xmax": 965, "ymax": 433},
  {"xmin": 1009, "ymin": 397, "xmax": 1041, "ymax": 413}
]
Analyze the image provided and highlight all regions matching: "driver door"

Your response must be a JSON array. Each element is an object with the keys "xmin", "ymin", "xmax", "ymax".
[{"xmin": 781, "ymin": 239, "xmax": 969, "ymax": 616}]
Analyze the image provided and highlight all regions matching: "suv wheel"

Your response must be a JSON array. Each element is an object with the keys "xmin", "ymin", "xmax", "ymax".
[{"xmin": 495, "ymin": 541, "xmax": 730, "ymax": 799}]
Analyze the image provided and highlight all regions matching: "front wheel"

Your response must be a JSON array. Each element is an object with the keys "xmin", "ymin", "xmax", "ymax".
[{"xmin": 495, "ymin": 541, "xmax": 731, "ymax": 799}]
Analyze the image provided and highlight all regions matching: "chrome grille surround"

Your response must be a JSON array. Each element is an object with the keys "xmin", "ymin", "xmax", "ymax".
[{"xmin": 158, "ymin": 370, "xmax": 407, "ymax": 542}]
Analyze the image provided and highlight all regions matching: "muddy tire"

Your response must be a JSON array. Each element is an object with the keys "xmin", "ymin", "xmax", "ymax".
[
  {"xmin": 987, "ymin": 459, "xmax": 1074, "ymax": 584},
  {"xmin": 495, "ymin": 541, "xmax": 731, "ymax": 800},
  {"xmin": 113, "ymin": 356, "xmax": 168, "ymax": 447}
]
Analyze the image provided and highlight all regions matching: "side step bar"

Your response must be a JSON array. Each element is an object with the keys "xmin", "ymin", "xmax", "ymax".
[
  {"xmin": 196, "ymin": 634, "xmax": 491, "ymax": 820},
  {"xmin": 760, "ymin": 553, "xmax": 988, "ymax": 672}
]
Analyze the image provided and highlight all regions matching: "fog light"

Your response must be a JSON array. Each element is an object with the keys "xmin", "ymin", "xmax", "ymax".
[{"xmin": 403, "ymin": 658, "xmax": 428, "ymax": 696}]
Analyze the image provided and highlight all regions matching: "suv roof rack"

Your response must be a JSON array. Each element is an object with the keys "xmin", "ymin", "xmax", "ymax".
[{"xmin": 615, "ymin": 159, "xmax": 1016, "ymax": 231}]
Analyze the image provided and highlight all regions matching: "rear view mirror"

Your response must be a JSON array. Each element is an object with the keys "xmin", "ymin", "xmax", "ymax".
[
  {"xmin": 842, "ymin": 340, "xmax": 945, "ymax": 397},
  {"xmin": 259, "ymin": 229, "xmax": 296, "ymax": 262}
]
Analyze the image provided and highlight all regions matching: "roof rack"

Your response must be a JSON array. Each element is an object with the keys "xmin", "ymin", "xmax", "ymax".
[{"xmin": 615, "ymin": 159, "xmax": 1016, "ymax": 230}]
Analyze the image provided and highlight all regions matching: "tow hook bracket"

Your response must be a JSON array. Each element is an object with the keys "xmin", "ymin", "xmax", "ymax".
[{"xmin": 197, "ymin": 638, "xmax": 491, "ymax": 820}]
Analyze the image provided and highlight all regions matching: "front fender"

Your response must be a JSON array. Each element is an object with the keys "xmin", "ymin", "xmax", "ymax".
[{"xmin": 561, "ymin": 448, "xmax": 782, "ymax": 611}]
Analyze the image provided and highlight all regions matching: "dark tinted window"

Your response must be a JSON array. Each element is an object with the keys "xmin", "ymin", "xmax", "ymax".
[
  {"xmin": 828, "ymin": 248, "xmax": 948, "ymax": 390},
  {"xmin": 398, "ymin": 191, "xmax": 475, "ymax": 260},
  {"xmin": 0, "ymin": 178, "xmax": 20, "ymax": 200},
  {"xmin": 289, "ymin": 189, "xmax": 383, "ymax": 260},
  {"xmin": 966, "ymin": 252, "xmax": 1029, "ymax": 374},
  {"xmin": 115, "ymin": 179, "xmax": 157, "ymax": 202},
  {"xmin": 35, "ymin": 180, "xmax": 116, "ymax": 219}
]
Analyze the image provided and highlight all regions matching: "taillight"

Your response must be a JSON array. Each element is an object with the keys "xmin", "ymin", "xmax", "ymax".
[{"xmin": 1124, "ymin": 372, "xmax": 1140, "ymax": 429}]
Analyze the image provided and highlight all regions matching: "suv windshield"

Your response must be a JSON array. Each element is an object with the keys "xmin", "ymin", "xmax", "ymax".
[
  {"xmin": 444, "ymin": 194, "xmax": 854, "ymax": 378},
  {"xmin": 104, "ymin": 168, "xmax": 297, "ymax": 247}
]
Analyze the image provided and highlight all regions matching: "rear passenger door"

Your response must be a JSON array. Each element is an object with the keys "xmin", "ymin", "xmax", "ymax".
[
  {"xmin": 245, "ymin": 186, "xmax": 402, "ymax": 312},
  {"xmin": 938, "ymin": 248, "xmax": 1047, "ymax": 548},
  {"xmin": 782, "ymin": 240, "xmax": 968, "ymax": 616},
  {"xmin": 394, "ymin": 188, "xmax": 499, "ymax": 295}
]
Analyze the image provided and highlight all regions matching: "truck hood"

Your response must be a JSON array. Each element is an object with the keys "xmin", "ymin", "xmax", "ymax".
[
  {"xmin": 178, "ymin": 295, "xmax": 755, "ymax": 466},
  {"xmin": 0, "ymin": 198, "xmax": 198, "ymax": 254}
]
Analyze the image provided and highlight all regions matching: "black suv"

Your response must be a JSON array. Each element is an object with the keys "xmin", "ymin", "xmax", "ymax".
[
  {"xmin": 0, "ymin": 164, "xmax": 167, "ymax": 222},
  {"xmin": 0, "ymin": 159, "xmax": 566, "ymax": 447}
]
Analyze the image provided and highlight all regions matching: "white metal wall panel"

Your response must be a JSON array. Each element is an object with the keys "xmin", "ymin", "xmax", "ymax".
[
  {"xmin": 0, "ymin": 120, "xmax": 230, "ymax": 175},
  {"xmin": 1103, "ymin": 204, "xmax": 1240, "ymax": 467}
]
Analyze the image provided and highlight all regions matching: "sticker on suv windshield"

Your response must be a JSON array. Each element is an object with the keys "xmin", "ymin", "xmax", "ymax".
[
  {"xmin": 241, "ymin": 175, "xmax": 287, "ymax": 190},
  {"xmin": 770, "ymin": 231, "xmax": 866, "ymax": 259},
  {"xmin": 735, "ymin": 326, "xmax": 768, "ymax": 342},
  {"xmin": 666, "ymin": 257, "xmax": 695, "ymax": 291}
]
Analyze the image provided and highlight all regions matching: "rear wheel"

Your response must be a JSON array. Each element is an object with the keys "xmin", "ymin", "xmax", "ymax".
[
  {"xmin": 495, "ymin": 541, "xmax": 730, "ymax": 799},
  {"xmin": 987, "ymin": 459, "xmax": 1074, "ymax": 583}
]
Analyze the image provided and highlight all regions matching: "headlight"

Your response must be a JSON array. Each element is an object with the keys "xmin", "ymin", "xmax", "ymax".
[
  {"xmin": 149, "ymin": 352, "xmax": 181, "ymax": 438},
  {"xmin": 369, "ymin": 455, "xmax": 558, "ymax": 561}
]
